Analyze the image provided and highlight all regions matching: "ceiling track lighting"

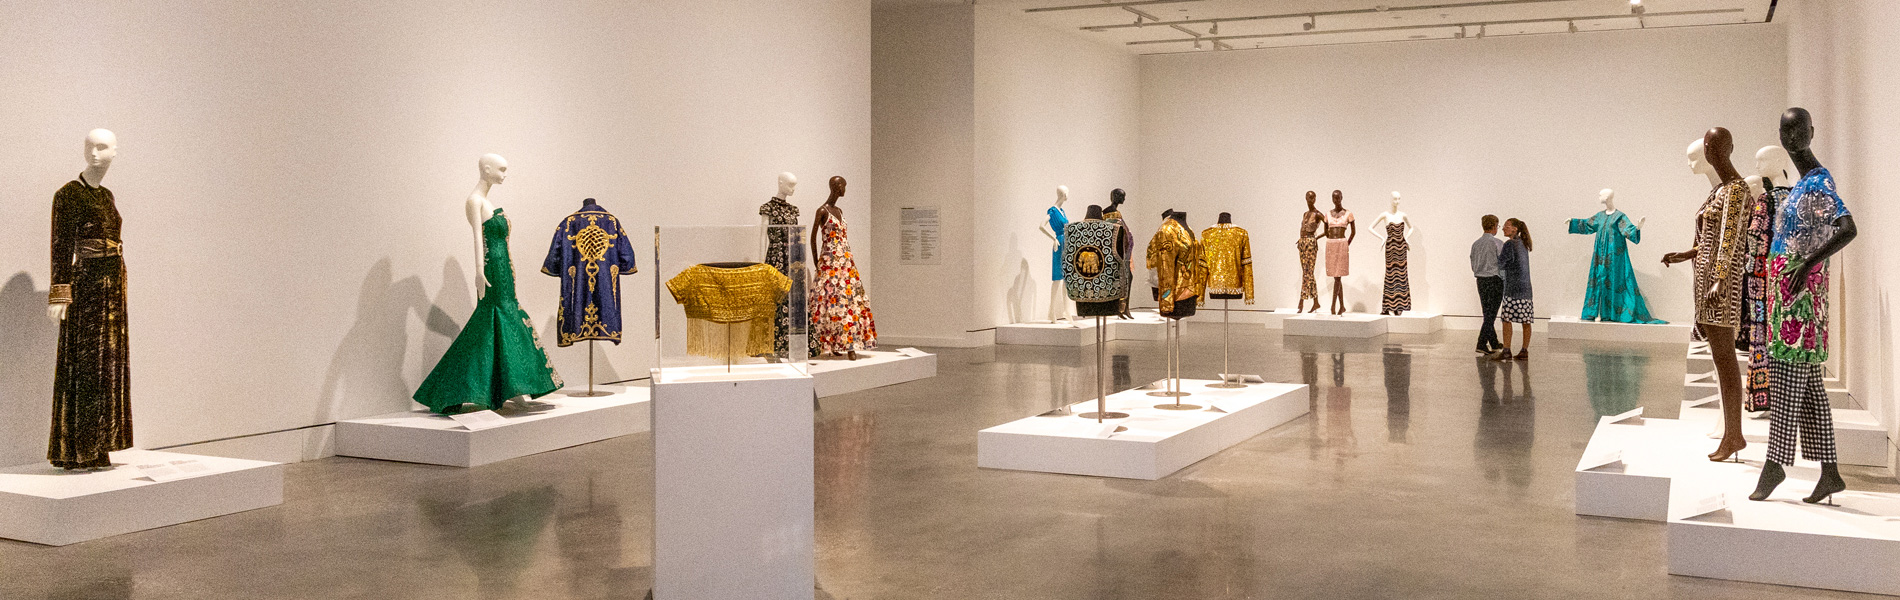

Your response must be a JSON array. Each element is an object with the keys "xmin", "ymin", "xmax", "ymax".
[
  {"xmin": 1476, "ymin": 24, "xmax": 1486, "ymax": 38},
  {"xmin": 1630, "ymin": 0, "xmax": 1645, "ymax": 15},
  {"xmin": 1209, "ymin": 21, "xmax": 1219, "ymax": 35},
  {"xmin": 1568, "ymin": 20, "xmax": 1578, "ymax": 33},
  {"xmin": 1135, "ymin": 14, "xmax": 1145, "ymax": 27},
  {"xmin": 1455, "ymin": 25, "xmax": 1466, "ymax": 38},
  {"xmin": 1302, "ymin": 16, "xmax": 1316, "ymax": 31},
  {"xmin": 1193, "ymin": 38, "xmax": 1202, "ymax": 49}
]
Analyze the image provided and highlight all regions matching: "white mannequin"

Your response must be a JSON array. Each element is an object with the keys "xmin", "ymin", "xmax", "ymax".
[
  {"xmin": 1597, "ymin": 189, "xmax": 1646, "ymax": 230},
  {"xmin": 760, "ymin": 171, "xmax": 797, "ymax": 230},
  {"xmin": 1755, "ymin": 145, "xmax": 1794, "ymax": 188},
  {"xmin": 1039, "ymin": 186, "xmax": 1073, "ymax": 323},
  {"xmin": 49, "ymin": 129, "xmax": 118, "ymax": 323},
  {"xmin": 466, "ymin": 153, "xmax": 509, "ymax": 300},
  {"xmin": 1687, "ymin": 138, "xmax": 1722, "ymax": 188},
  {"xmin": 1369, "ymin": 191, "xmax": 1414, "ymax": 243}
]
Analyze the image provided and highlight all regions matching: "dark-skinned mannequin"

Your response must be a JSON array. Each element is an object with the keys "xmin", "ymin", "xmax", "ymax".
[
  {"xmin": 1298, "ymin": 191, "xmax": 1324, "ymax": 313},
  {"xmin": 1103, "ymin": 190, "xmax": 1133, "ymax": 317},
  {"xmin": 1662, "ymin": 128, "xmax": 1750, "ymax": 462},
  {"xmin": 1105, "ymin": 189, "xmax": 1126, "ymax": 218},
  {"xmin": 1328, "ymin": 191, "xmax": 1356, "ymax": 315},
  {"xmin": 1751, "ymin": 107, "xmax": 1858, "ymax": 504},
  {"xmin": 810, "ymin": 175, "xmax": 863, "ymax": 360}
]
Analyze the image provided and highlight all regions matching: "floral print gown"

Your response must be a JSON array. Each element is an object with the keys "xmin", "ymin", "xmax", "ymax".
[{"xmin": 810, "ymin": 211, "xmax": 876, "ymax": 355}]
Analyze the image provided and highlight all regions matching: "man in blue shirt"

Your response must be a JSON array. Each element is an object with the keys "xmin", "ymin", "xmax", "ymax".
[{"xmin": 1470, "ymin": 215, "xmax": 1505, "ymax": 353}]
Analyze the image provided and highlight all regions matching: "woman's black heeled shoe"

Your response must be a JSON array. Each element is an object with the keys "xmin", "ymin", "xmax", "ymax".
[
  {"xmin": 1749, "ymin": 461, "xmax": 1785, "ymax": 501},
  {"xmin": 1804, "ymin": 462, "xmax": 1846, "ymax": 505}
]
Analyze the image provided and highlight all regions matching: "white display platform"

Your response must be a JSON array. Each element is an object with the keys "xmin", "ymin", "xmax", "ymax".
[
  {"xmin": 0, "ymin": 449, "xmax": 283, "ymax": 546},
  {"xmin": 809, "ymin": 350, "xmax": 937, "ymax": 398},
  {"xmin": 1677, "ymin": 395, "xmax": 1888, "ymax": 467},
  {"xmin": 977, "ymin": 380, "xmax": 1308, "ymax": 480},
  {"xmin": 994, "ymin": 311, "xmax": 1172, "ymax": 346},
  {"xmin": 334, "ymin": 387, "xmax": 650, "ymax": 468},
  {"xmin": 1257, "ymin": 308, "xmax": 1303, "ymax": 330},
  {"xmin": 1547, "ymin": 316, "xmax": 1692, "ymax": 343},
  {"xmin": 652, "ymin": 364, "xmax": 814, "ymax": 600},
  {"xmin": 1283, "ymin": 313, "xmax": 1387, "ymax": 338},
  {"xmin": 1382, "ymin": 311, "xmax": 1443, "ymax": 334},
  {"xmin": 1670, "ymin": 468, "xmax": 1900, "ymax": 596},
  {"xmin": 1573, "ymin": 412, "xmax": 1759, "ymax": 522}
]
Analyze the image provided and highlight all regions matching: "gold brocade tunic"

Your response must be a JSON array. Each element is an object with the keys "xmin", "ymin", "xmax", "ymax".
[
  {"xmin": 1693, "ymin": 180, "xmax": 1750, "ymax": 328},
  {"xmin": 1200, "ymin": 224, "xmax": 1254, "ymax": 304},
  {"xmin": 665, "ymin": 263, "xmax": 791, "ymax": 359},
  {"xmin": 1146, "ymin": 219, "xmax": 1206, "ymax": 314}
]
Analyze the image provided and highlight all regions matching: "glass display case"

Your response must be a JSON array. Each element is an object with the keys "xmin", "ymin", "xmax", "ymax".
[{"xmin": 652, "ymin": 224, "xmax": 809, "ymax": 383}]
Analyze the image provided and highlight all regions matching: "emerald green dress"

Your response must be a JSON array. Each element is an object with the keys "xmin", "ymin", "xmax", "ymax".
[{"xmin": 414, "ymin": 208, "xmax": 563, "ymax": 413}]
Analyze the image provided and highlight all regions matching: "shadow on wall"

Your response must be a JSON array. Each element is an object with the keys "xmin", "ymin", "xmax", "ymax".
[
  {"xmin": 422, "ymin": 257, "xmax": 477, "ymax": 372},
  {"xmin": 1006, "ymin": 257, "xmax": 1031, "ymax": 325},
  {"xmin": 0, "ymin": 273, "xmax": 56, "ymax": 466},
  {"xmin": 312, "ymin": 259, "xmax": 431, "ymax": 424}
]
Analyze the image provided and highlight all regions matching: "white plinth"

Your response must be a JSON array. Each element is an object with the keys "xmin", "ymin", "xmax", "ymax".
[
  {"xmin": 995, "ymin": 319, "xmax": 1100, "ymax": 346},
  {"xmin": 652, "ymin": 364, "xmax": 814, "ymax": 600},
  {"xmin": 0, "ymin": 449, "xmax": 283, "ymax": 546},
  {"xmin": 1284, "ymin": 313, "xmax": 1388, "ymax": 338},
  {"xmin": 335, "ymin": 387, "xmax": 650, "ymax": 468},
  {"xmin": 809, "ymin": 350, "xmax": 936, "ymax": 398},
  {"xmin": 978, "ymin": 380, "xmax": 1308, "ymax": 480},
  {"xmin": 1383, "ymin": 312, "xmax": 1443, "ymax": 334},
  {"xmin": 1670, "ymin": 470, "xmax": 1900, "ymax": 596},
  {"xmin": 1110, "ymin": 311, "xmax": 1168, "ymax": 341},
  {"xmin": 1574, "ymin": 414, "xmax": 1759, "ymax": 522},
  {"xmin": 1677, "ymin": 397, "xmax": 1888, "ymax": 467},
  {"xmin": 1547, "ymin": 316, "xmax": 1692, "ymax": 343},
  {"xmin": 1258, "ymin": 308, "xmax": 1303, "ymax": 330}
]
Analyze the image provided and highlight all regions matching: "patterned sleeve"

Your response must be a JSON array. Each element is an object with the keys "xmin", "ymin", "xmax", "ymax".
[
  {"xmin": 1616, "ymin": 212, "xmax": 1641, "ymax": 245},
  {"xmin": 542, "ymin": 217, "xmax": 567, "ymax": 277},
  {"xmin": 612, "ymin": 216, "xmax": 638, "ymax": 274},
  {"xmin": 48, "ymin": 185, "xmax": 75, "ymax": 304},
  {"xmin": 1567, "ymin": 217, "xmax": 1597, "ymax": 235},
  {"xmin": 1710, "ymin": 184, "xmax": 1748, "ymax": 286},
  {"xmin": 1239, "ymin": 229, "xmax": 1254, "ymax": 304},
  {"xmin": 1821, "ymin": 175, "xmax": 1850, "ymax": 221},
  {"xmin": 1147, "ymin": 229, "xmax": 1176, "ymax": 313}
]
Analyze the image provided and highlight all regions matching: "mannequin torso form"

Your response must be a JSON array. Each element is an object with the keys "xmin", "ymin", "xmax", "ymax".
[
  {"xmin": 465, "ymin": 154, "xmax": 509, "ymax": 299},
  {"xmin": 1597, "ymin": 189, "xmax": 1645, "ymax": 230},
  {"xmin": 49, "ymin": 129, "xmax": 119, "ymax": 323},
  {"xmin": 1041, "ymin": 186, "xmax": 1072, "ymax": 322},
  {"xmin": 810, "ymin": 176, "xmax": 847, "ymax": 258},
  {"xmin": 1299, "ymin": 191, "xmax": 1323, "ymax": 239},
  {"xmin": 762, "ymin": 172, "xmax": 797, "ymax": 226},
  {"xmin": 1370, "ymin": 191, "xmax": 1413, "ymax": 241}
]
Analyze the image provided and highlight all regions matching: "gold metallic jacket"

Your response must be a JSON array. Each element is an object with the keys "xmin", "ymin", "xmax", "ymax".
[
  {"xmin": 1145, "ymin": 218, "xmax": 1206, "ymax": 314},
  {"xmin": 1200, "ymin": 224, "xmax": 1254, "ymax": 304},
  {"xmin": 665, "ymin": 263, "xmax": 792, "ymax": 358}
]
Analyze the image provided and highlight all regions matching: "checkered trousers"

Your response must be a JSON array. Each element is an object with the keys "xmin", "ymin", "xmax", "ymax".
[{"xmin": 1766, "ymin": 359, "xmax": 1835, "ymax": 465}]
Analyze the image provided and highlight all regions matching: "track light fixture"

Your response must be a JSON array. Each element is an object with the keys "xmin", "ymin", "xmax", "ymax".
[
  {"xmin": 1454, "ymin": 25, "xmax": 1465, "ymax": 39},
  {"xmin": 1135, "ymin": 14, "xmax": 1144, "ymax": 27},
  {"xmin": 1630, "ymin": 0, "xmax": 1645, "ymax": 15},
  {"xmin": 1193, "ymin": 39, "xmax": 1202, "ymax": 49},
  {"xmin": 1568, "ymin": 21, "xmax": 1578, "ymax": 33},
  {"xmin": 1476, "ymin": 24, "xmax": 1486, "ymax": 38},
  {"xmin": 1209, "ymin": 21, "xmax": 1218, "ymax": 35},
  {"xmin": 1302, "ymin": 16, "xmax": 1316, "ymax": 31}
]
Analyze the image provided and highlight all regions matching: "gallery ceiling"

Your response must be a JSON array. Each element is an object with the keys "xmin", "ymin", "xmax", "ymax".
[{"xmin": 993, "ymin": 0, "xmax": 1776, "ymax": 54}]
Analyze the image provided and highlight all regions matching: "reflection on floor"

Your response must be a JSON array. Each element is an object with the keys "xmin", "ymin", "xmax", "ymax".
[{"xmin": 0, "ymin": 328, "xmax": 1890, "ymax": 599}]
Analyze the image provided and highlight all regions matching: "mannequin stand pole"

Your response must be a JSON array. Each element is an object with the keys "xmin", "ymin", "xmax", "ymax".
[
  {"xmin": 1209, "ymin": 299, "xmax": 1247, "ymax": 389},
  {"xmin": 568, "ymin": 340, "xmax": 615, "ymax": 398},
  {"xmin": 1152, "ymin": 315, "xmax": 1201, "ymax": 409},
  {"xmin": 1079, "ymin": 315, "xmax": 1129, "ymax": 423}
]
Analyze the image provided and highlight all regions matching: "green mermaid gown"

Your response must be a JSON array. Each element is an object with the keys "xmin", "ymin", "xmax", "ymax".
[
  {"xmin": 414, "ymin": 208, "xmax": 563, "ymax": 413},
  {"xmin": 1566, "ymin": 210, "xmax": 1665, "ymax": 324}
]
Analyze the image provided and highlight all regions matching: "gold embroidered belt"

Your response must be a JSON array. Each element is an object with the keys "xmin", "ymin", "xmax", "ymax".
[{"xmin": 75, "ymin": 239, "xmax": 123, "ymax": 259}]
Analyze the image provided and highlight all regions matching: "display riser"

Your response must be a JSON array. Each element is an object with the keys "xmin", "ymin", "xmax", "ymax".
[
  {"xmin": 334, "ymin": 388, "xmax": 650, "ymax": 468},
  {"xmin": 0, "ymin": 449, "xmax": 284, "ymax": 546},
  {"xmin": 1676, "ymin": 396, "xmax": 1887, "ymax": 467},
  {"xmin": 652, "ymin": 365, "xmax": 814, "ymax": 600},
  {"xmin": 1669, "ymin": 467, "xmax": 1900, "ymax": 596},
  {"xmin": 809, "ymin": 350, "xmax": 936, "ymax": 398},
  {"xmin": 1547, "ymin": 316, "xmax": 1692, "ymax": 343},
  {"xmin": 1382, "ymin": 312, "xmax": 1443, "ymax": 334},
  {"xmin": 977, "ymin": 380, "xmax": 1307, "ymax": 480},
  {"xmin": 994, "ymin": 312, "xmax": 1170, "ymax": 346},
  {"xmin": 1685, "ymin": 371, "xmax": 1854, "ymax": 407},
  {"xmin": 1574, "ymin": 415, "xmax": 1759, "ymax": 522},
  {"xmin": 1257, "ymin": 308, "xmax": 1303, "ymax": 330},
  {"xmin": 1283, "ymin": 313, "xmax": 1388, "ymax": 338}
]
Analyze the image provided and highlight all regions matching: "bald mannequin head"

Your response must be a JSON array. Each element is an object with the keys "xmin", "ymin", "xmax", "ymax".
[
  {"xmin": 478, "ymin": 153, "xmax": 509, "ymax": 185},
  {"xmin": 82, "ymin": 129, "xmax": 117, "ymax": 186}
]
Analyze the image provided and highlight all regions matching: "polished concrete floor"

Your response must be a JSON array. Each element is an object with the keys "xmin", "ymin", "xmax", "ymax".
[{"xmin": 2, "ymin": 324, "xmax": 1893, "ymax": 599}]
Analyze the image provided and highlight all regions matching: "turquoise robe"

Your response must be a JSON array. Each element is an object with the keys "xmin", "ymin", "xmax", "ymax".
[{"xmin": 1567, "ymin": 211, "xmax": 1665, "ymax": 324}]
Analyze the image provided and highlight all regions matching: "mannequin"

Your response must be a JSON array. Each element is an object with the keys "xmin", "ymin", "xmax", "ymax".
[
  {"xmin": 810, "ymin": 176, "xmax": 877, "ymax": 360},
  {"xmin": 1324, "ymin": 191, "xmax": 1356, "ymax": 315},
  {"xmin": 1040, "ymin": 186, "xmax": 1074, "ymax": 323},
  {"xmin": 1297, "ymin": 192, "xmax": 1324, "ymax": 312},
  {"xmin": 45, "ymin": 128, "xmax": 134, "ymax": 469},
  {"xmin": 1201, "ymin": 212, "xmax": 1253, "ymax": 303},
  {"xmin": 1566, "ymin": 189, "xmax": 1661, "ymax": 324},
  {"xmin": 1751, "ymin": 108, "xmax": 1858, "ymax": 504},
  {"xmin": 758, "ymin": 173, "xmax": 802, "ymax": 358},
  {"xmin": 1103, "ymin": 189, "xmax": 1134, "ymax": 318},
  {"xmin": 1370, "ymin": 191, "xmax": 1414, "ymax": 316},
  {"xmin": 1662, "ymin": 129, "xmax": 1750, "ymax": 462},
  {"xmin": 414, "ymin": 154, "xmax": 564, "ymax": 414},
  {"xmin": 1738, "ymin": 148, "xmax": 1793, "ymax": 413},
  {"xmin": 1103, "ymin": 188, "xmax": 1127, "ymax": 220},
  {"xmin": 465, "ymin": 153, "xmax": 509, "ymax": 299},
  {"xmin": 1146, "ymin": 210, "xmax": 1201, "ymax": 318},
  {"xmin": 1064, "ymin": 204, "xmax": 1131, "ymax": 317}
]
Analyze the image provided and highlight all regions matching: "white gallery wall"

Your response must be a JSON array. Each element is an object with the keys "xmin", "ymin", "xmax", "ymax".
[
  {"xmin": 1138, "ymin": 24, "xmax": 1788, "ymax": 323},
  {"xmin": 0, "ymin": 0, "xmax": 870, "ymax": 465},
  {"xmin": 1782, "ymin": 0, "xmax": 1900, "ymax": 469},
  {"xmin": 972, "ymin": 5, "xmax": 1141, "ymax": 329}
]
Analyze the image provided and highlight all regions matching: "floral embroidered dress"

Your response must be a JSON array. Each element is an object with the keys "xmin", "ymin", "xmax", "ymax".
[
  {"xmin": 760, "ymin": 197, "xmax": 805, "ymax": 357},
  {"xmin": 1768, "ymin": 168, "xmax": 1848, "ymax": 364},
  {"xmin": 1565, "ymin": 210, "xmax": 1663, "ymax": 324},
  {"xmin": 414, "ymin": 208, "xmax": 563, "ymax": 414},
  {"xmin": 810, "ymin": 211, "xmax": 876, "ymax": 355}
]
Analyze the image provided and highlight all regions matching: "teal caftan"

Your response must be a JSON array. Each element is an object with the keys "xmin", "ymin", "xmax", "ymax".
[
  {"xmin": 414, "ymin": 208, "xmax": 564, "ymax": 413},
  {"xmin": 1566, "ymin": 210, "xmax": 1665, "ymax": 324}
]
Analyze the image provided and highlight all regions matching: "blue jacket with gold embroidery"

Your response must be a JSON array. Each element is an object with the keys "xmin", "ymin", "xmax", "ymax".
[{"xmin": 543, "ymin": 199, "xmax": 638, "ymax": 346}]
